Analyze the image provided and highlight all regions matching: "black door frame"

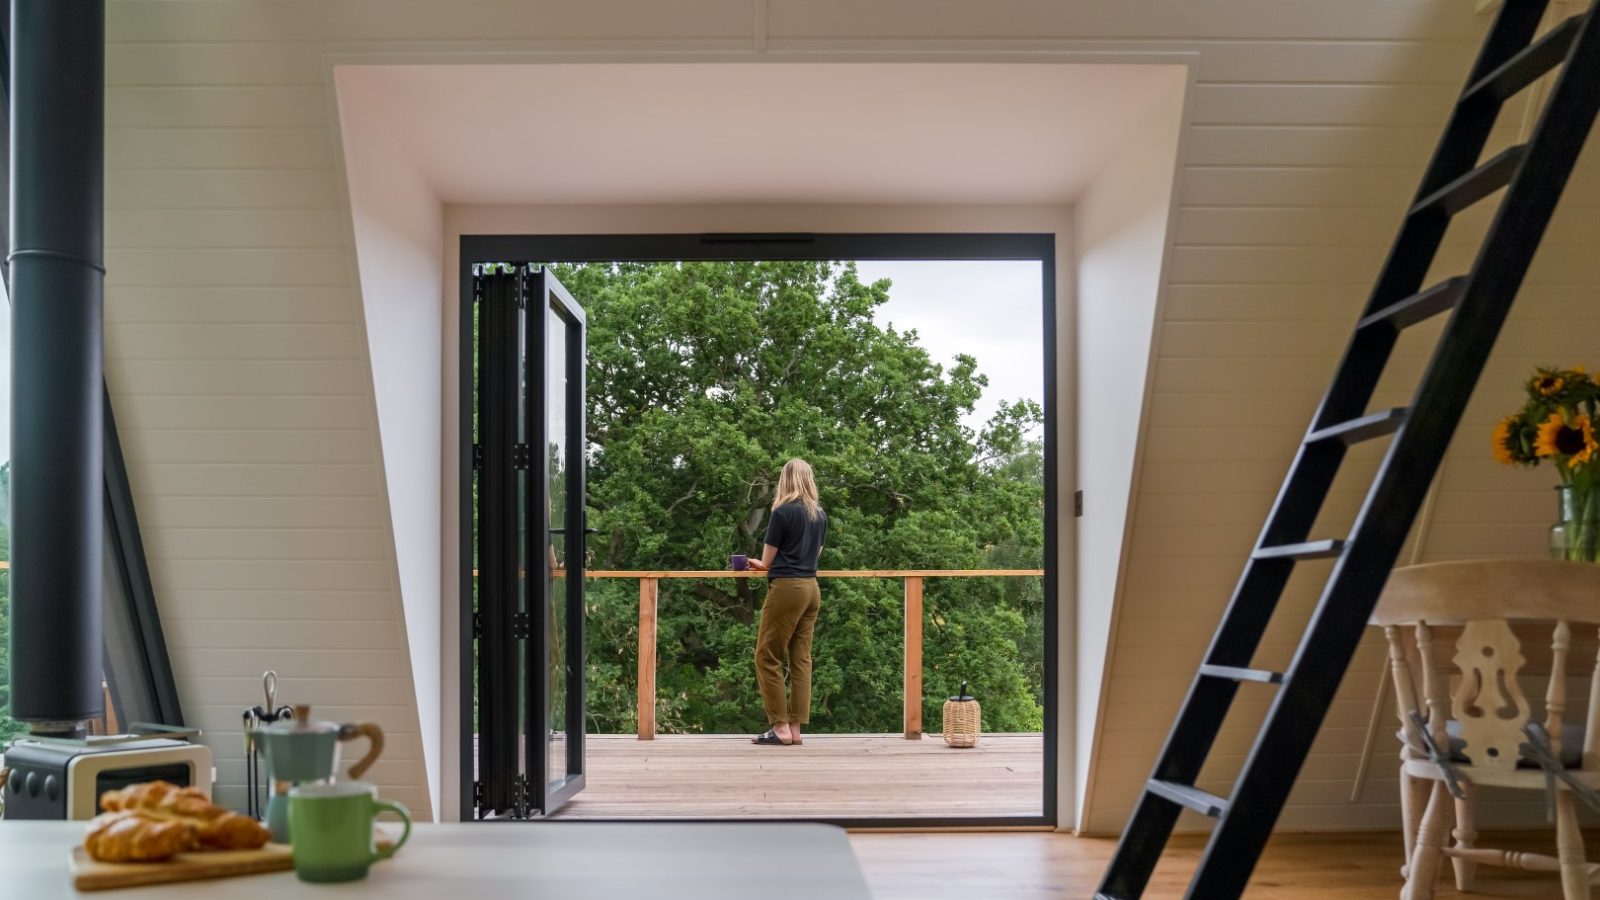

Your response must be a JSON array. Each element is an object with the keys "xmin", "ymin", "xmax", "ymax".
[
  {"xmin": 470, "ymin": 265, "xmax": 524, "ymax": 817},
  {"xmin": 459, "ymin": 232, "xmax": 1059, "ymax": 828}
]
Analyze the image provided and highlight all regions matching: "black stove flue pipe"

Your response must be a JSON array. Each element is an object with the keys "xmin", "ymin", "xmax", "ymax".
[{"xmin": 9, "ymin": 0, "xmax": 105, "ymax": 735}]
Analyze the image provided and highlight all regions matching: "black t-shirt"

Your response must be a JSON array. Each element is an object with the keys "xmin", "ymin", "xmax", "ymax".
[{"xmin": 763, "ymin": 501, "xmax": 828, "ymax": 579}]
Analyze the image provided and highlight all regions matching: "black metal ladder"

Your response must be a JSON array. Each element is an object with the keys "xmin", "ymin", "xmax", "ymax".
[{"xmin": 1096, "ymin": 3, "xmax": 1600, "ymax": 897}]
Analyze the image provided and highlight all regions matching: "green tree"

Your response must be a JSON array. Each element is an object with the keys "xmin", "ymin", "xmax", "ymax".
[
  {"xmin": 0, "ymin": 462, "xmax": 22, "ymax": 745},
  {"xmin": 554, "ymin": 261, "xmax": 1045, "ymax": 735}
]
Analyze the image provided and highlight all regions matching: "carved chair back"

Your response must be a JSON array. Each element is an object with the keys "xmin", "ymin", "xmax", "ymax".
[{"xmin": 1373, "ymin": 560, "xmax": 1600, "ymax": 772}]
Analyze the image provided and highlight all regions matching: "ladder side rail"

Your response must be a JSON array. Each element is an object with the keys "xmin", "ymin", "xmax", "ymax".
[
  {"xmin": 1098, "ymin": 4, "xmax": 1533, "ymax": 885},
  {"xmin": 1411, "ymin": 0, "xmax": 1551, "ymax": 203},
  {"xmin": 1192, "ymin": 0, "xmax": 1553, "ymax": 675},
  {"xmin": 1170, "ymin": 0, "xmax": 1565, "ymax": 800},
  {"xmin": 1092, "ymin": 441, "xmax": 1342, "ymax": 900},
  {"xmin": 1095, "ymin": 4, "xmax": 1574, "ymax": 896},
  {"xmin": 1322, "ymin": 0, "xmax": 1549, "ymax": 433},
  {"xmin": 1361, "ymin": 0, "xmax": 1546, "ymax": 310},
  {"xmin": 1186, "ymin": 14, "xmax": 1600, "ymax": 896}
]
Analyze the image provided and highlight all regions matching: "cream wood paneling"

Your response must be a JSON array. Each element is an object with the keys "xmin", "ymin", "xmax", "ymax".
[
  {"xmin": 1067, "ymin": 3, "xmax": 1600, "ymax": 834},
  {"xmin": 104, "ymin": 0, "xmax": 1599, "ymax": 833}
]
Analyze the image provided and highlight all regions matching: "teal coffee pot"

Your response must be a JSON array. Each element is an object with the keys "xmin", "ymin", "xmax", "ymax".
[{"xmin": 256, "ymin": 704, "xmax": 384, "ymax": 843}]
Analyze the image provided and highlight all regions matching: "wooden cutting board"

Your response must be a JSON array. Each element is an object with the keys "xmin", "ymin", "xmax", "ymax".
[
  {"xmin": 70, "ymin": 835, "xmax": 397, "ymax": 891},
  {"xmin": 70, "ymin": 843, "xmax": 294, "ymax": 891}
]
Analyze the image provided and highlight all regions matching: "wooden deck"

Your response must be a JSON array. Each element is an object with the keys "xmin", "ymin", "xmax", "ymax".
[{"xmin": 548, "ymin": 732, "xmax": 1044, "ymax": 820}]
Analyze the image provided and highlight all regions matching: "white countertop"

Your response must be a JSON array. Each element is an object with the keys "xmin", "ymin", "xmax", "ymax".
[{"xmin": 0, "ymin": 821, "xmax": 874, "ymax": 899}]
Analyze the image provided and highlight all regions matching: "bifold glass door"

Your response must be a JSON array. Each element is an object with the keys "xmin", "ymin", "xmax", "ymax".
[
  {"xmin": 533, "ymin": 269, "xmax": 587, "ymax": 812},
  {"xmin": 471, "ymin": 264, "xmax": 587, "ymax": 819}
]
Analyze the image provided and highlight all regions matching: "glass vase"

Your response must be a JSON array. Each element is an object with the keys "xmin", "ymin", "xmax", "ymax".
[{"xmin": 1550, "ymin": 483, "xmax": 1600, "ymax": 562}]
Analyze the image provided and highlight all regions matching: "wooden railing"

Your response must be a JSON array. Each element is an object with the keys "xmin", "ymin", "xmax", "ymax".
[{"xmin": 581, "ymin": 569, "xmax": 1043, "ymax": 741}]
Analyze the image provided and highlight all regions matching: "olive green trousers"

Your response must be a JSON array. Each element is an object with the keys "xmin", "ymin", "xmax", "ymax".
[{"xmin": 755, "ymin": 577, "xmax": 821, "ymax": 725}]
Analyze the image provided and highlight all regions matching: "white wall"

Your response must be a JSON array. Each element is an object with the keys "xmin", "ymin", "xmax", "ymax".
[
  {"xmin": 1072, "ymin": 77, "xmax": 1187, "ymax": 832},
  {"xmin": 439, "ymin": 202, "xmax": 1075, "ymax": 821},
  {"xmin": 333, "ymin": 69, "xmax": 444, "ymax": 818}
]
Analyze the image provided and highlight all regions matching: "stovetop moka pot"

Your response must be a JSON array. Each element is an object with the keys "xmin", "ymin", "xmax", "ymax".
[{"xmin": 255, "ymin": 704, "xmax": 383, "ymax": 842}]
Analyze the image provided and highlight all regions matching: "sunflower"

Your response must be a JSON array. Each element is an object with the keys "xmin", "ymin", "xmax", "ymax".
[
  {"xmin": 1532, "ymin": 370, "xmax": 1567, "ymax": 397},
  {"xmin": 1572, "ymin": 415, "xmax": 1599, "ymax": 468},
  {"xmin": 1535, "ymin": 412, "xmax": 1599, "ymax": 468},
  {"xmin": 1492, "ymin": 414, "xmax": 1535, "ymax": 466}
]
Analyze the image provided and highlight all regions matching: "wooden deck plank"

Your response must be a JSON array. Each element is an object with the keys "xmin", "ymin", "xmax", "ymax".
[{"xmin": 549, "ymin": 733, "xmax": 1044, "ymax": 819}]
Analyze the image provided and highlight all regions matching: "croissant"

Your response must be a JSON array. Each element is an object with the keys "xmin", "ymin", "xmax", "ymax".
[
  {"xmin": 97, "ymin": 781, "xmax": 270, "ymax": 852},
  {"xmin": 84, "ymin": 810, "xmax": 197, "ymax": 862},
  {"xmin": 192, "ymin": 811, "xmax": 272, "ymax": 850},
  {"xmin": 100, "ymin": 781, "xmax": 216, "ymax": 819}
]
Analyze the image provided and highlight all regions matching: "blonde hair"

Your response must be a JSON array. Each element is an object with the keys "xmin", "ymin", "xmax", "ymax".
[{"xmin": 771, "ymin": 458, "xmax": 822, "ymax": 520}]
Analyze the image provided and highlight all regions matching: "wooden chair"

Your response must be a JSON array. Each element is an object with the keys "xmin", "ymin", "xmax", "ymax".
[{"xmin": 1375, "ymin": 560, "xmax": 1600, "ymax": 900}]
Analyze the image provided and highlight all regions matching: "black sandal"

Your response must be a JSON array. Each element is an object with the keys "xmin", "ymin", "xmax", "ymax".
[{"xmin": 752, "ymin": 729, "xmax": 792, "ymax": 746}]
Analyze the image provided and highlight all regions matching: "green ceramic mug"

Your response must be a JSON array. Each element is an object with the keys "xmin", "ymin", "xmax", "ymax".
[{"xmin": 287, "ymin": 781, "xmax": 411, "ymax": 883}]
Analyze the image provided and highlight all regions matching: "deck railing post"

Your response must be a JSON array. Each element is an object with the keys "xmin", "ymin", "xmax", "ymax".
[
  {"xmin": 638, "ymin": 577, "xmax": 659, "ymax": 740},
  {"xmin": 904, "ymin": 576, "xmax": 923, "ymax": 740}
]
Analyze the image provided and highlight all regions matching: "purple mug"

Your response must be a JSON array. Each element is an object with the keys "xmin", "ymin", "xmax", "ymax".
[{"xmin": 730, "ymin": 554, "xmax": 748, "ymax": 571}]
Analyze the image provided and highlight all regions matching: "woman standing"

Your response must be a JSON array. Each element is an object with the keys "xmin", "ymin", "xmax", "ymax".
[{"xmin": 746, "ymin": 459, "xmax": 827, "ymax": 746}]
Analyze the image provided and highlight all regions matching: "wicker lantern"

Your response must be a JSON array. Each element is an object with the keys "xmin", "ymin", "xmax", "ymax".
[{"xmin": 942, "ymin": 681, "xmax": 981, "ymax": 748}]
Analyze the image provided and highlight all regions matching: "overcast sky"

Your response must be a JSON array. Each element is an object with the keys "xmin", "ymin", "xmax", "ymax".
[{"xmin": 854, "ymin": 260, "xmax": 1044, "ymax": 436}]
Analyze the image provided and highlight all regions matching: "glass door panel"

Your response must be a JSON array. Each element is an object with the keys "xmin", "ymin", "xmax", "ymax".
[{"xmin": 525, "ymin": 268, "xmax": 587, "ymax": 815}]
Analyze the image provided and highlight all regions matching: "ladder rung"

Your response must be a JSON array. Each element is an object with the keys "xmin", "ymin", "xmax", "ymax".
[
  {"xmin": 1306, "ymin": 407, "xmax": 1407, "ymax": 446},
  {"xmin": 1358, "ymin": 277, "xmax": 1468, "ymax": 331},
  {"xmin": 1253, "ymin": 539, "xmax": 1345, "ymax": 561},
  {"xmin": 1410, "ymin": 145, "xmax": 1527, "ymax": 218},
  {"xmin": 1199, "ymin": 664, "xmax": 1284, "ymax": 685},
  {"xmin": 1146, "ymin": 779, "xmax": 1229, "ymax": 818},
  {"xmin": 1463, "ymin": 15, "xmax": 1583, "ymax": 104}
]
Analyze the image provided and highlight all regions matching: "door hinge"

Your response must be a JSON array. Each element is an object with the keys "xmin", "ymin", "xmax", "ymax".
[
  {"xmin": 512, "ymin": 443, "xmax": 530, "ymax": 470},
  {"xmin": 512, "ymin": 611, "xmax": 529, "ymax": 640},
  {"xmin": 1074, "ymin": 490, "xmax": 1084, "ymax": 518},
  {"xmin": 471, "ymin": 780, "xmax": 482, "ymax": 810},
  {"xmin": 512, "ymin": 773, "xmax": 533, "ymax": 820},
  {"xmin": 471, "ymin": 444, "xmax": 483, "ymax": 470}
]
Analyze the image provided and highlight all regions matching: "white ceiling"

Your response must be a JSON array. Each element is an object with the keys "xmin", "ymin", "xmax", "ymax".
[{"xmin": 335, "ymin": 63, "xmax": 1184, "ymax": 206}]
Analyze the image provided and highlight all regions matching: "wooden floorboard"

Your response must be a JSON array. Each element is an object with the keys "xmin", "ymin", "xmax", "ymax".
[
  {"xmin": 548, "ymin": 732, "xmax": 1044, "ymax": 819},
  {"xmin": 849, "ymin": 830, "xmax": 1583, "ymax": 899}
]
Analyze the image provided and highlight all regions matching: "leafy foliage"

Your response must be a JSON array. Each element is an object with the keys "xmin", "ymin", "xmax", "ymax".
[
  {"xmin": 0, "ymin": 462, "xmax": 22, "ymax": 745},
  {"xmin": 554, "ymin": 261, "xmax": 1045, "ymax": 735}
]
